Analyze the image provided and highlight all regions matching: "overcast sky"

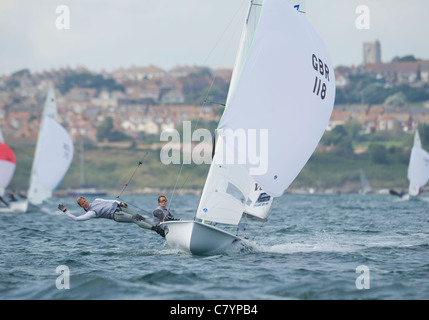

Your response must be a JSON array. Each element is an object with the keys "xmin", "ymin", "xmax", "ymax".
[{"xmin": 0, "ymin": 0, "xmax": 428, "ymax": 76}]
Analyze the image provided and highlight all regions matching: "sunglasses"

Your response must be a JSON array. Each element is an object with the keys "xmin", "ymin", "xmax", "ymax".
[{"xmin": 160, "ymin": 199, "xmax": 167, "ymax": 203}]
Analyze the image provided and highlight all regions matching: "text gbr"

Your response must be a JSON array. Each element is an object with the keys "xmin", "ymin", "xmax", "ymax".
[{"xmin": 311, "ymin": 53, "xmax": 330, "ymax": 100}]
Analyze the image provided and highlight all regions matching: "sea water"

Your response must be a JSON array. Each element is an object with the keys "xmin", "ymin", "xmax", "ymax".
[{"xmin": 0, "ymin": 193, "xmax": 428, "ymax": 301}]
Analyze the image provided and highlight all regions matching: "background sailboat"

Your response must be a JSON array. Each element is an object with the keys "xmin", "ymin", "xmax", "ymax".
[
  {"xmin": 389, "ymin": 129, "xmax": 429, "ymax": 200},
  {"xmin": 161, "ymin": 0, "xmax": 335, "ymax": 255},
  {"xmin": 0, "ymin": 126, "xmax": 28, "ymax": 213},
  {"xmin": 0, "ymin": 127, "xmax": 15, "ymax": 198},
  {"xmin": 359, "ymin": 169, "xmax": 372, "ymax": 194},
  {"xmin": 23, "ymin": 86, "xmax": 74, "ymax": 212},
  {"xmin": 405, "ymin": 129, "xmax": 429, "ymax": 199},
  {"xmin": 0, "ymin": 126, "xmax": 17, "ymax": 209}
]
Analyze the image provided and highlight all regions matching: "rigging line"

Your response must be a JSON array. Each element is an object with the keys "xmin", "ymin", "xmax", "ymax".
[
  {"xmin": 249, "ymin": 197, "xmax": 279, "ymax": 240},
  {"xmin": 204, "ymin": 100, "xmax": 225, "ymax": 106},
  {"xmin": 191, "ymin": 0, "xmax": 247, "ymax": 117},
  {"xmin": 116, "ymin": 196, "xmax": 152, "ymax": 215},
  {"xmin": 168, "ymin": 162, "xmax": 186, "ymax": 211},
  {"xmin": 169, "ymin": 70, "xmax": 217, "ymax": 210},
  {"xmin": 201, "ymin": 0, "xmax": 248, "ymax": 67},
  {"xmin": 166, "ymin": 92, "xmax": 211, "ymax": 209},
  {"xmin": 246, "ymin": 0, "xmax": 262, "ymax": 24},
  {"xmin": 169, "ymin": 17, "xmax": 236, "ymax": 203},
  {"xmin": 250, "ymin": 221, "xmax": 265, "ymax": 241},
  {"xmin": 169, "ymin": 1, "xmax": 245, "ymax": 208},
  {"xmin": 237, "ymin": 213, "xmax": 250, "ymax": 237},
  {"xmin": 116, "ymin": 151, "xmax": 149, "ymax": 199},
  {"xmin": 191, "ymin": 0, "xmax": 245, "ymax": 113}
]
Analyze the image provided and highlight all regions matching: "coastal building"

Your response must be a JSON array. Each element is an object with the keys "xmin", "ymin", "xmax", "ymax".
[
  {"xmin": 363, "ymin": 40, "xmax": 381, "ymax": 65},
  {"xmin": 1, "ymin": 57, "xmax": 429, "ymax": 145}
]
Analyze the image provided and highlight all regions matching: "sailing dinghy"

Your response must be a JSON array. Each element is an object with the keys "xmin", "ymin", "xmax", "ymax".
[
  {"xmin": 359, "ymin": 169, "xmax": 372, "ymax": 194},
  {"xmin": 0, "ymin": 125, "xmax": 30, "ymax": 213},
  {"xmin": 0, "ymin": 126, "xmax": 19, "ymax": 212},
  {"xmin": 0, "ymin": 127, "xmax": 16, "ymax": 199},
  {"xmin": 22, "ymin": 86, "xmax": 74, "ymax": 212},
  {"xmin": 389, "ymin": 129, "xmax": 429, "ymax": 200},
  {"xmin": 161, "ymin": 0, "xmax": 335, "ymax": 255},
  {"xmin": 405, "ymin": 129, "xmax": 429, "ymax": 200}
]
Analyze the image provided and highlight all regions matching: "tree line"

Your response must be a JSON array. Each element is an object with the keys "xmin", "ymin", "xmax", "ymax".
[{"xmin": 320, "ymin": 122, "xmax": 429, "ymax": 165}]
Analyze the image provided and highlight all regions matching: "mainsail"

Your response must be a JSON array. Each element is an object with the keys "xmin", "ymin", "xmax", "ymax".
[
  {"xmin": 196, "ymin": 0, "xmax": 334, "ymax": 225},
  {"xmin": 161, "ymin": 0, "xmax": 335, "ymax": 255},
  {"xmin": 359, "ymin": 169, "xmax": 372, "ymax": 194},
  {"xmin": 407, "ymin": 130, "xmax": 429, "ymax": 196},
  {"xmin": 27, "ymin": 86, "xmax": 74, "ymax": 205}
]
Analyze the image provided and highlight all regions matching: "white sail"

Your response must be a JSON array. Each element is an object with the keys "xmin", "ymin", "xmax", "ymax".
[
  {"xmin": 413, "ymin": 128, "xmax": 422, "ymax": 149},
  {"xmin": 196, "ymin": 143, "xmax": 254, "ymax": 225},
  {"xmin": 289, "ymin": 0, "xmax": 306, "ymax": 13},
  {"xmin": 196, "ymin": 137, "xmax": 273, "ymax": 224},
  {"xmin": 223, "ymin": 0, "xmax": 302, "ymax": 222},
  {"xmin": 228, "ymin": 0, "xmax": 305, "ymax": 106},
  {"xmin": 359, "ymin": 169, "xmax": 372, "ymax": 194},
  {"xmin": 162, "ymin": 0, "xmax": 334, "ymax": 254},
  {"xmin": 407, "ymin": 130, "xmax": 429, "ymax": 196},
  {"xmin": 27, "ymin": 86, "xmax": 74, "ymax": 205},
  {"xmin": 219, "ymin": 0, "xmax": 335, "ymax": 198},
  {"xmin": 196, "ymin": 0, "xmax": 333, "ymax": 225},
  {"xmin": 244, "ymin": 183, "xmax": 273, "ymax": 221}
]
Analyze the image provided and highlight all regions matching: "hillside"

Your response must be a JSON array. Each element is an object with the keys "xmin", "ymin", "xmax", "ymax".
[
  {"xmin": 8, "ymin": 143, "xmax": 209, "ymax": 195},
  {"xmin": 7, "ymin": 141, "xmax": 414, "ymax": 195}
]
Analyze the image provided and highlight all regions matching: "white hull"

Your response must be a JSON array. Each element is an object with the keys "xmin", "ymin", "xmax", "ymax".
[
  {"xmin": 161, "ymin": 220, "xmax": 241, "ymax": 255},
  {"xmin": 0, "ymin": 200, "xmax": 28, "ymax": 213},
  {"xmin": 399, "ymin": 194, "xmax": 421, "ymax": 202}
]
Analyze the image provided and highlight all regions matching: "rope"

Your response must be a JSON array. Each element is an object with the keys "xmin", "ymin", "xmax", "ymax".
[
  {"xmin": 249, "ymin": 198, "xmax": 279, "ymax": 240},
  {"xmin": 115, "ymin": 195, "xmax": 152, "ymax": 216},
  {"xmin": 113, "ymin": 152, "xmax": 152, "ymax": 215},
  {"xmin": 116, "ymin": 152, "xmax": 148, "ymax": 199},
  {"xmin": 168, "ymin": 0, "xmax": 247, "ymax": 209}
]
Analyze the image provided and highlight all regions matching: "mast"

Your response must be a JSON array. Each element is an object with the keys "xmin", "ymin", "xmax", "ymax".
[
  {"xmin": 246, "ymin": 0, "xmax": 262, "ymax": 24},
  {"xmin": 79, "ymin": 140, "xmax": 85, "ymax": 187}
]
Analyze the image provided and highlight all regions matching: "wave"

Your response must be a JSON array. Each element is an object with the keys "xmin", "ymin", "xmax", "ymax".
[{"xmin": 250, "ymin": 241, "xmax": 361, "ymax": 254}]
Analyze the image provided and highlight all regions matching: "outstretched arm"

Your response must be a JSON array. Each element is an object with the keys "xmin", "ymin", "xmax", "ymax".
[
  {"xmin": 64, "ymin": 210, "xmax": 96, "ymax": 221},
  {"xmin": 58, "ymin": 203, "xmax": 96, "ymax": 221}
]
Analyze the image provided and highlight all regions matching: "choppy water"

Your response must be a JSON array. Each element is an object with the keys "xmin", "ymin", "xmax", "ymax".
[{"xmin": 1, "ymin": 193, "xmax": 428, "ymax": 301}]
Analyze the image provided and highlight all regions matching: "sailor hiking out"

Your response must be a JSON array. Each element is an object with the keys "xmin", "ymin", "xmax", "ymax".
[{"xmin": 58, "ymin": 197, "xmax": 165, "ymax": 237}]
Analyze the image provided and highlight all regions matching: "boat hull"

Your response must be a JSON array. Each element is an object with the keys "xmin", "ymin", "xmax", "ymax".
[
  {"xmin": 160, "ymin": 220, "xmax": 241, "ymax": 255},
  {"xmin": 0, "ymin": 200, "xmax": 28, "ymax": 213}
]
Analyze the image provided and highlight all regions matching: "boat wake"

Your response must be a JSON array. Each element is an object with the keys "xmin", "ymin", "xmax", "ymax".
[{"xmin": 248, "ymin": 240, "xmax": 361, "ymax": 255}]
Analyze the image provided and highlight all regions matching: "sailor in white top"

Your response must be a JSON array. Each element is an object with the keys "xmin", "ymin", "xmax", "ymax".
[{"xmin": 58, "ymin": 197, "xmax": 165, "ymax": 236}]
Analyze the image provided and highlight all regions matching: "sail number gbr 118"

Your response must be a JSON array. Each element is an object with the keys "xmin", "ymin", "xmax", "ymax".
[{"xmin": 312, "ymin": 53, "xmax": 330, "ymax": 100}]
